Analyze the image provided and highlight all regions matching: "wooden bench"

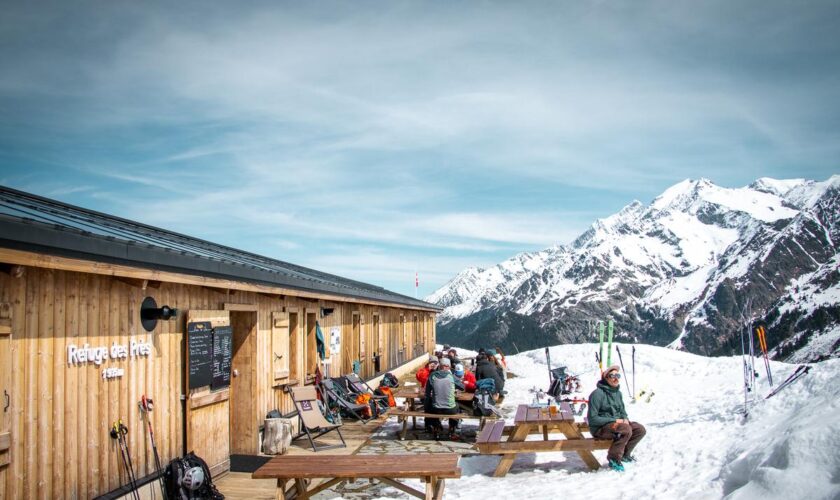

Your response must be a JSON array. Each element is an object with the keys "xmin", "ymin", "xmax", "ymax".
[
  {"xmin": 252, "ymin": 453, "xmax": 461, "ymax": 500},
  {"xmin": 390, "ymin": 409, "xmax": 498, "ymax": 440}
]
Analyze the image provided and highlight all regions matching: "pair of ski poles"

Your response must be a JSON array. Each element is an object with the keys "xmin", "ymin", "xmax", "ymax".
[
  {"xmin": 110, "ymin": 396, "xmax": 168, "ymax": 500},
  {"xmin": 110, "ymin": 420, "xmax": 140, "ymax": 500}
]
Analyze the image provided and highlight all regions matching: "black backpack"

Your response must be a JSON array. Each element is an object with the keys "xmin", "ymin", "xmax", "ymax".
[
  {"xmin": 164, "ymin": 451, "xmax": 224, "ymax": 500},
  {"xmin": 379, "ymin": 372, "xmax": 399, "ymax": 389}
]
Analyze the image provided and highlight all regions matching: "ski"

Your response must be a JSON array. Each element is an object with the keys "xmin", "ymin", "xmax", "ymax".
[
  {"xmin": 606, "ymin": 319, "xmax": 614, "ymax": 367},
  {"xmin": 598, "ymin": 320, "xmax": 605, "ymax": 375},
  {"xmin": 757, "ymin": 326, "xmax": 773, "ymax": 386}
]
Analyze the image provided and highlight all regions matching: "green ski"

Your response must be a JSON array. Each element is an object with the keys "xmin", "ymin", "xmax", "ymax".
[
  {"xmin": 598, "ymin": 321, "xmax": 605, "ymax": 373},
  {"xmin": 606, "ymin": 319, "xmax": 614, "ymax": 366}
]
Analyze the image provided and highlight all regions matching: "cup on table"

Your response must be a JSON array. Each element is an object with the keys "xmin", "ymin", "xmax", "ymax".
[{"xmin": 549, "ymin": 404, "xmax": 558, "ymax": 416}]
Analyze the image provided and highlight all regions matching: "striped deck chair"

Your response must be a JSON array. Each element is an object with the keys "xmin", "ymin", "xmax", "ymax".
[{"xmin": 288, "ymin": 385, "xmax": 346, "ymax": 452}]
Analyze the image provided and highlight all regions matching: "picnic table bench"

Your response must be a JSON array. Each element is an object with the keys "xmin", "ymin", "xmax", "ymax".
[
  {"xmin": 475, "ymin": 403, "xmax": 612, "ymax": 477},
  {"xmin": 393, "ymin": 387, "xmax": 499, "ymax": 432},
  {"xmin": 389, "ymin": 408, "xmax": 498, "ymax": 440},
  {"xmin": 252, "ymin": 453, "xmax": 461, "ymax": 500}
]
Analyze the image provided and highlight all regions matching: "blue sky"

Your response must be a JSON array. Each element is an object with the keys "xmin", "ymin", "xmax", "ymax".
[{"xmin": 1, "ymin": 1, "xmax": 839, "ymax": 297}]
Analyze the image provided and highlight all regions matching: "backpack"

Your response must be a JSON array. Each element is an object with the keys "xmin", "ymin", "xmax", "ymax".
[
  {"xmin": 473, "ymin": 387, "xmax": 497, "ymax": 417},
  {"xmin": 380, "ymin": 372, "xmax": 399, "ymax": 389},
  {"xmin": 547, "ymin": 367, "xmax": 569, "ymax": 398},
  {"xmin": 165, "ymin": 451, "xmax": 224, "ymax": 500},
  {"xmin": 475, "ymin": 378, "xmax": 496, "ymax": 394},
  {"xmin": 375, "ymin": 386, "xmax": 397, "ymax": 407}
]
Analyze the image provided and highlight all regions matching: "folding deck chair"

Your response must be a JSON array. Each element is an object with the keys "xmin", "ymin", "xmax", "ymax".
[
  {"xmin": 343, "ymin": 373, "xmax": 390, "ymax": 412},
  {"xmin": 288, "ymin": 385, "xmax": 347, "ymax": 452},
  {"xmin": 321, "ymin": 378, "xmax": 373, "ymax": 423}
]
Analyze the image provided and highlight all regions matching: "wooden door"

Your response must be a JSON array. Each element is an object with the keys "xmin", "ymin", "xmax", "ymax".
[
  {"xmin": 229, "ymin": 311, "xmax": 257, "ymax": 455},
  {"xmin": 186, "ymin": 310, "xmax": 230, "ymax": 476},
  {"xmin": 0, "ymin": 303, "xmax": 11, "ymax": 471},
  {"xmin": 353, "ymin": 313, "xmax": 362, "ymax": 375}
]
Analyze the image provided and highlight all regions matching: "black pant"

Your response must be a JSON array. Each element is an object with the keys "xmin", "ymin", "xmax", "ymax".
[{"xmin": 426, "ymin": 407, "xmax": 459, "ymax": 433}]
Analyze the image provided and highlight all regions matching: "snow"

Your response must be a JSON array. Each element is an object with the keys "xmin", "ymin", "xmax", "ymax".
[{"xmin": 362, "ymin": 343, "xmax": 840, "ymax": 500}]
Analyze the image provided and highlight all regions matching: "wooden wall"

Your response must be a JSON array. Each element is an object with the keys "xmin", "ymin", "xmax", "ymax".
[{"xmin": 0, "ymin": 264, "xmax": 436, "ymax": 499}]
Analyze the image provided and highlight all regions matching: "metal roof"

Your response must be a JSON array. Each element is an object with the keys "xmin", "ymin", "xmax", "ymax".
[{"xmin": 0, "ymin": 185, "xmax": 441, "ymax": 311}]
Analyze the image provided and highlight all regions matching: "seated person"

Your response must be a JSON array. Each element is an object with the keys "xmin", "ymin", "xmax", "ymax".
[
  {"xmin": 587, "ymin": 365, "xmax": 647, "ymax": 472},
  {"xmin": 474, "ymin": 353, "xmax": 504, "ymax": 394},
  {"xmin": 453, "ymin": 363, "xmax": 476, "ymax": 392},
  {"xmin": 424, "ymin": 358, "xmax": 465, "ymax": 439},
  {"xmin": 416, "ymin": 356, "xmax": 439, "ymax": 388}
]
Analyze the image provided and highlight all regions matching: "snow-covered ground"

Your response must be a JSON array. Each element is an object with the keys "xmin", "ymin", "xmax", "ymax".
[{"xmin": 378, "ymin": 343, "xmax": 840, "ymax": 500}]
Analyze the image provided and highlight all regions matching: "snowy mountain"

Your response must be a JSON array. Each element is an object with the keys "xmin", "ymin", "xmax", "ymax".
[{"xmin": 428, "ymin": 176, "xmax": 840, "ymax": 362}]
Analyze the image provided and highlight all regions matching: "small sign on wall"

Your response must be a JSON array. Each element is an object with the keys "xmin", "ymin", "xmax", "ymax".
[{"xmin": 330, "ymin": 327, "xmax": 341, "ymax": 353}]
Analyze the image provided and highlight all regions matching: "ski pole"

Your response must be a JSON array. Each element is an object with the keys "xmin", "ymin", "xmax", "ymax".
[
  {"xmin": 765, "ymin": 365, "xmax": 810, "ymax": 399},
  {"xmin": 632, "ymin": 345, "xmax": 636, "ymax": 401},
  {"xmin": 616, "ymin": 346, "xmax": 633, "ymax": 400},
  {"xmin": 111, "ymin": 421, "xmax": 140, "ymax": 500},
  {"xmin": 740, "ymin": 322, "xmax": 749, "ymax": 416},
  {"xmin": 119, "ymin": 420, "xmax": 140, "ymax": 500},
  {"xmin": 140, "ymin": 395, "xmax": 167, "ymax": 500}
]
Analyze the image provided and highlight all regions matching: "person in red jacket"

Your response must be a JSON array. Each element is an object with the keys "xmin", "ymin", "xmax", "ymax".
[
  {"xmin": 454, "ymin": 363, "xmax": 476, "ymax": 392},
  {"xmin": 416, "ymin": 356, "xmax": 439, "ymax": 388}
]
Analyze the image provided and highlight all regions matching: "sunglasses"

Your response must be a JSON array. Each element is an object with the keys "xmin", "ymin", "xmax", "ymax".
[{"xmin": 607, "ymin": 373, "xmax": 621, "ymax": 380}]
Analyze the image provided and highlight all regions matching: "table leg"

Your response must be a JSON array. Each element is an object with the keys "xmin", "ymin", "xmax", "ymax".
[
  {"xmin": 434, "ymin": 477, "xmax": 445, "ymax": 500},
  {"xmin": 494, "ymin": 423, "xmax": 531, "ymax": 477},
  {"xmin": 542, "ymin": 424, "xmax": 549, "ymax": 441},
  {"xmin": 294, "ymin": 478, "xmax": 310, "ymax": 500},
  {"xmin": 275, "ymin": 479, "xmax": 287, "ymax": 500},
  {"xmin": 560, "ymin": 421, "xmax": 601, "ymax": 470},
  {"xmin": 425, "ymin": 476, "xmax": 434, "ymax": 500}
]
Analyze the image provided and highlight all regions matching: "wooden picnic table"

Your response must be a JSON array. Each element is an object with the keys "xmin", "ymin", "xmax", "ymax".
[
  {"xmin": 475, "ymin": 403, "xmax": 611, "ymax": 477},
  {"xmin": 394, "ymin": 387, "xmax": 478, "ymax": 411},
  {"xmin": 252, "ymin": 453, "xmax": 461, "ymax": 500}
]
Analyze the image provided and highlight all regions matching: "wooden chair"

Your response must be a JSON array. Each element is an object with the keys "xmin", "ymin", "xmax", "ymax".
[{"xmin": 288, "ymin": 385, "xmax": 346, "ymax": 452}]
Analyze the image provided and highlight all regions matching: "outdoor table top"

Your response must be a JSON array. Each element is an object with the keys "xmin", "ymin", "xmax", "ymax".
[
  {"xmin": 393, "ymin": 387, "xmax": 474, "ymax": 402},
  {"xmin": 252, "ymin": 453, "xmax": 462, "ymax": 480},
  {"xmin": 513, "ymin": 402, "xmax": 575, "ymax": 424}
]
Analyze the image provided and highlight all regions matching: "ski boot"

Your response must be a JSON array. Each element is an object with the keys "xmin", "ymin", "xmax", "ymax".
[{"xmin": 608, "ymin": 458, "xmax": 625, "ymax": 472}]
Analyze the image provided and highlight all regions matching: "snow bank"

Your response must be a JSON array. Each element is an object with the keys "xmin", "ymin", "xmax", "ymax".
[{"xmin": 377, "ymin": 344, "xmax": 839, "ymax": 500}]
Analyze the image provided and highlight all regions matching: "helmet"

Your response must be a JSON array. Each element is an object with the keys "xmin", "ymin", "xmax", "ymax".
[
  {"xmin": 182, "ymin": 466, "xmax": 205, "ymax": 491},
  {"xmin": 454, "ymin": 363, "xmax": 464, "ymax": 377}
]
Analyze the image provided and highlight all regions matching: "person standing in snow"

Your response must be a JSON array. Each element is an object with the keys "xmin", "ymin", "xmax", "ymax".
[{"xmin": 587, "ymin": 365, "xmax": 646, "ymax": 471}]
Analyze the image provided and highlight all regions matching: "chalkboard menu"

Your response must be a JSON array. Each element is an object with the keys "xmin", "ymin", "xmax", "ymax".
[
  {"xmin": 212, "ymin": 325, "xmax": 233, "ymax": 389},
  {"xmin": 187, "ymin": 321, "xmax": 214, "ymax": 389}
]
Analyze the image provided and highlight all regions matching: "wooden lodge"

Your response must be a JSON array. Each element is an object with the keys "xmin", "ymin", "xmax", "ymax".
[{"xmin": 0, "ymin": 186, "xmax": 441, "ymax": 499}]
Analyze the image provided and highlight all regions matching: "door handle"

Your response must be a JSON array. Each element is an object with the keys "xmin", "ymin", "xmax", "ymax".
[{"xmin": 3, "ymin": 389, "xmax": 8, "ymax": 412}]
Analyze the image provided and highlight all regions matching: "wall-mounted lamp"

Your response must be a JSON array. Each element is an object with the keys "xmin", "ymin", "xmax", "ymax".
[
  {"xmin": 320, "ymin": 307, "xmax": 335, "ymax": 318},
  {"xmin": 140, "ymin": 296, "xmax": 178, "ymax": 332}
]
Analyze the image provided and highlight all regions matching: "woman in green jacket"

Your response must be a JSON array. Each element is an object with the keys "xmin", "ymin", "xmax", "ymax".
[{"xmin": 587, "ymin": 365, "xmax": 646, "ymax": 472}]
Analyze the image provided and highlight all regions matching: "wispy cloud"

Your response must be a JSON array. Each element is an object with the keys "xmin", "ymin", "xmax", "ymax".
[{"xmin": 2, "ymin": 0, "xmax": 839, "ymax": 295}]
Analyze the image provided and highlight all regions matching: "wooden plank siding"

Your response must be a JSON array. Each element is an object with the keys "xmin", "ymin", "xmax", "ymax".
[{"xmin": 0, "ymin": 264, "xmax": 437, "ymax": 499}]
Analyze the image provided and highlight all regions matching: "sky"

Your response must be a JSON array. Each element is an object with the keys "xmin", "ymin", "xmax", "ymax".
[{"xmin": 1, "ymin": 1, "xmax": 839, "ymax": 298}]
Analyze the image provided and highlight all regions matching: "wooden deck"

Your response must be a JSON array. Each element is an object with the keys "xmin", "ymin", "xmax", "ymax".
[{"xmin": 216, "ymin": 415, "xmax": 390, "ymax": 499}]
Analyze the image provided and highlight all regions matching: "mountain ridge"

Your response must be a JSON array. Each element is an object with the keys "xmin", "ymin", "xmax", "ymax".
[{"xmin": 428, "ymin": 175, "xmax": 840, "ymax": 361}]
